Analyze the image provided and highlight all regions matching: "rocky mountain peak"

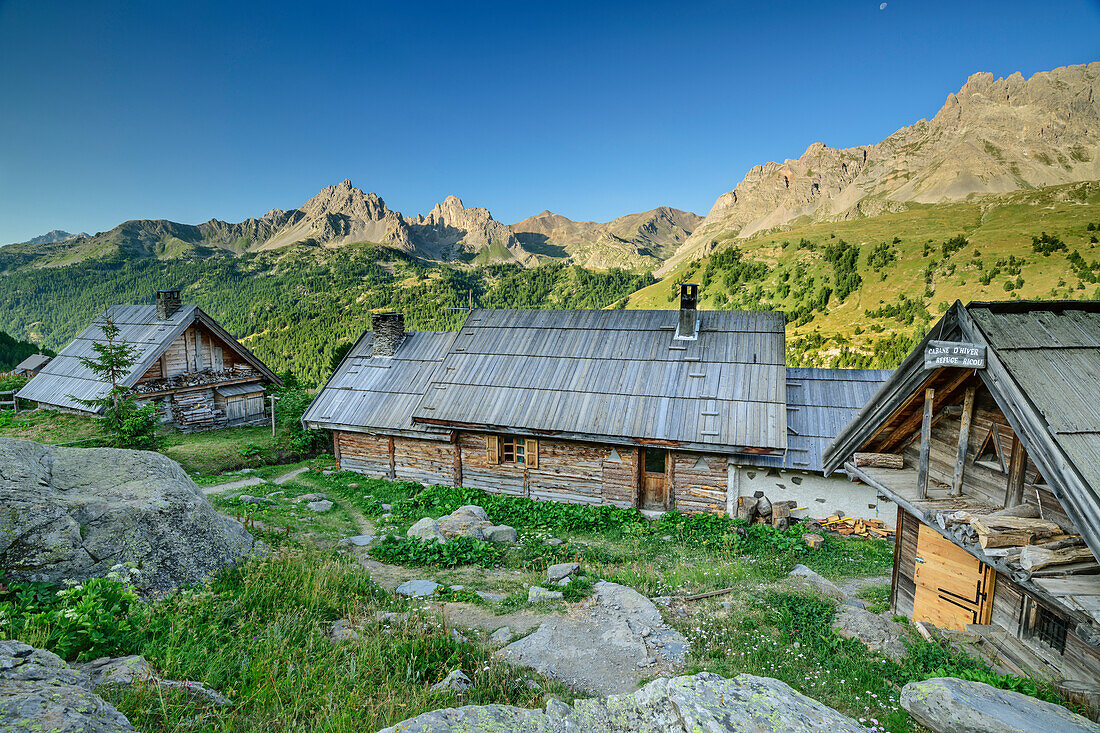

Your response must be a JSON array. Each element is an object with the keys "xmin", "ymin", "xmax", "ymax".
[{"xmin": 660, "ymin": 62, "xmax": 1100, "ymax": 275}]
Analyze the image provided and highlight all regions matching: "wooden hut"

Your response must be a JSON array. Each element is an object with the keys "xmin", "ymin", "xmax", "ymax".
[
  {"xmin": 12, "ymin": 353, "xmax": 51, "ymax": 377},
  {"xmin": 305, "ymin": 287, "xmax": 893, "ymax": 518},
  {"xmin": 824, "ymin": 300, "xmax": 1100, "ymax": 686},
  {"xmin": 18, "ymin": 290, "xmax": 280, "ymax": 430}
]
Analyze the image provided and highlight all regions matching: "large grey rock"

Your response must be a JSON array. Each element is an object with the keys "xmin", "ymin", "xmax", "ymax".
[
  {"xmin": 787, "ymin": 564, "xmax": 846, "ymax": 602},
  {"xmin": 831, "ymin": 605, "xmax": 907, "ymax": 660},
  {"xmin": 77, "ymin": 655, "xmax": 231, "ymax": 707},
  {"xmin": 901, "ymin": 677, "xmax": 1100, "ymax": 733},
  {"xmin": 501, "ymin": 581, "xmax": 688, "ymax": 695},
  {"xmin": 396, "ymin": 579, "xmax": 440, "ymax": 597},
  {"xmin": 345, "ymin": 534, "xmax": 374, "ymax": 546},
  {"xmin": 547, "ymin": 562, "xmax": 579, "ymax": 582},
  {"xmin": 379, "ymin": 672, "xmax": 865, "ymax": 732},
  {"xmin": 484, "ymin": 525, "xmax": 518, "ymax": 543},
  {"xmin": 408, "ymin": 517, "xmax": 447, "ymax": 543},
  {"xmin": 306, "ymin": 499, "xmax": 334, "ymax": 513},
  {"xmin": 430, "ymin": 669, "xmax": 473, "ymax": 693},
  {"xmin": 0, "ymin": 639, "xmax": 135, "ymax": 732},
  {"xmin": 438, "ymin": 510, "xmax": 492, "ymax": 541},
  {"xmin": 0, "ymin": 438, "xmax": 255, "ymax": 595},
  {"xmin": 454, "ymin": 505, "xmax": 489, "ymax": 521},
  {"xmin": 528, "ymin": 586, "xmax": 564, "ymax": 603}
]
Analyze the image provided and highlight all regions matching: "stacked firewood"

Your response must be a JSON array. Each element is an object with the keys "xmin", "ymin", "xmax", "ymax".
[
  {"xmin": 736, "ymin": 495, "xmax": 798, "ymax": 529},
  {"xmin": 819, "ymin": 515, "xmax": 894, "ymax": 539},
  {"xmin": 172, "ymin": 392, "xmax": 228, "ymax": 431},
  {"xmin": 131, "ymin": 368, "xmax": 261, "ymax": 395}
]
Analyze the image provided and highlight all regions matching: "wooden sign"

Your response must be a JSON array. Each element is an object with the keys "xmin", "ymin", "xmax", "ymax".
[{"xmin": 924, "ymin": 340, "xmax": 986, "ymax": 370}]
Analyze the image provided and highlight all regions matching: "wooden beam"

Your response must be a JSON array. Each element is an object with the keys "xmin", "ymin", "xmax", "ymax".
[
  {"xmin": 877, "ymin": 368, "xmax": 973, "ymax": 452},
  {"xmin": 952, "ymin": 386, "xmax": 976, "ymax": 496},
  {"xmin": 917, "ymin": 388, "xmax": 934, "ymax": 499},
  {"xmin": 452, "ymin": 435, "xmax": 463, "ymax": 488},
  {"xmin": 387, "ymin": 436, "xmax": 396, "ymax": 480},
  {"xmin": 1005, "ymin": 434, "xmax": 1027, "ymax": 508}
]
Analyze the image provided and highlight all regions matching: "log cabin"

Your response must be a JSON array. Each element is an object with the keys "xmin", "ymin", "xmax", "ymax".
[
  {"xmin": 18, "ymin": 290, "xmax": 280, "ymax": 430},
  {"xmin": 824, "ymin": 300, "xmax": 1100, "ymax": 689},
  {"xmin": 303, "ymin": 285, "xmax": 894, "ymax": 522},
  {"xmin": 12, "ymin": 353, "xmax": 51, "ymax": 377}
]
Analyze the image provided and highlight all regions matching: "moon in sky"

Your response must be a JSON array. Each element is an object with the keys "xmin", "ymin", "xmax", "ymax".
[{"xmin": 880, "ymin": 2, "xmax": 887, "ymax": 8}]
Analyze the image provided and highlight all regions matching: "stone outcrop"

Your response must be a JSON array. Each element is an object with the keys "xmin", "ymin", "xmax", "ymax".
[
  {"xmin": 901, "ymin": 677, "xmax": 1100, "ymax": 733},
  {"xmin": 0, "ymin": 437, "xmax": 255, "ymax": 595},
  {"xmin": 500, "ymin": 581, "xmax": 688, "ymax": 695},
  {"xmin": 661, "ymin": 62, "xmax": 1100, "ymax": 274},
  {"xmin": 409, "ymin": 195, "xmax": 535, "ymax": 264},
  {"xmin": 831, "ymin": 605, "xmax": 907, "ymax": 660},
  {"xmin": 0, "ymin": 639, "xmax": 135, "ymax": 732},
  {"xmin": 408, "ymin": 506, "xmax": 517, "ymax": 544},
  {"xmin": 379, "ymin": 672, "xmax": 867, "ymax": 732}
]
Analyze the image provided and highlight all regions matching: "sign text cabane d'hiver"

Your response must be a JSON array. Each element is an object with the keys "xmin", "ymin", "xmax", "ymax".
[{"xmin": 924, "ymin": 340, "xmax": 986, "ymax": 370}]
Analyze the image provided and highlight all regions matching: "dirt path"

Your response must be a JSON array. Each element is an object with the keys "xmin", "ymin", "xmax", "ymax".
[
  {"xmin": 202, "ymin": 466, "xmax": 310, "ymax": 495},
  {"xmin": 837, "ymin": 573, "xmax": 892, "ymax": 597}
]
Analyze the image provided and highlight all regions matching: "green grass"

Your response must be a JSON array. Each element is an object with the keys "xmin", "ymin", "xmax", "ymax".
[{"xmin": 0, "ymin": 408, "xmax": 103, "ymax": 444}]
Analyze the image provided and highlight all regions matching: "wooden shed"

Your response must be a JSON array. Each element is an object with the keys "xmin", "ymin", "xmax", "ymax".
[
  {"xmin": 12, "ymin": 353, "xmax": 51, "ymax": 377},
  {"xmin": 18, "ymin": 290, "xmax": 280, "ymax": 431},
  {"xmin": 305, "ymin": 288, "xmax": 894, "ymax": 518},
  {"xmin": 824, "ymin": 300, "xmax": 1100, "ymax": 688}
]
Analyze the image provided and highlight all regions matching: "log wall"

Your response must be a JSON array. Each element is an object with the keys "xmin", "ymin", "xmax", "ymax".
[
  {"xmin": 155, "ymin": 326, "xmax": 239, "ymax": 379},
  {"xmin": 458, "ymin": 432, "xmax": 526, "ymax": 495},
  {"xmin": 602, "ymin": 447, "xmax": 638, "ymax": 508},
  {"xmin": 394, "ymin": 437, "xmax": 455, "ymax": 486},
  {"xmin": 335, "ymin": 431, "xmax": 392, "ymax": 477},
  {"xmin": 671, "ymin": 453, "xmax": 727, "ymax": 514},
  {"xmin": 894, "ymin": 509, "xmax": 919, "ymax": 617}
]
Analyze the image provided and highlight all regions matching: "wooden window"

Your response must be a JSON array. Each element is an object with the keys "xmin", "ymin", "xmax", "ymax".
[
  {"xmin": 1023, "ymin": 597, "xmax": 1067, "ymax": 655},
  {"xmin": 501, "ymin": 436, "xmax": 525, "ymax": 464},
  {"xmin": 974, "ymin": 425, "xmax": 1006, "ymax": 472},
  {"xmin": 489, "ymin": 435, "xmax": 538, "ymax": 466},
  {"xmin": 644, "ymin": 448, "xmax": 665, "ymax": 474}
]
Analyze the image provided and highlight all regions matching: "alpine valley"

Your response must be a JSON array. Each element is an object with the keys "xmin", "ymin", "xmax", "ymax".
[{"xmin": 3, "ymin": 63, "xmax": 1099, "ymax": 384}]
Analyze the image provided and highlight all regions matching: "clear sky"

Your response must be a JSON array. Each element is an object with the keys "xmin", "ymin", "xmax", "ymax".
[{"xmin": 1, "ymin": 0, "xmax": 1098, "ymax": 243}]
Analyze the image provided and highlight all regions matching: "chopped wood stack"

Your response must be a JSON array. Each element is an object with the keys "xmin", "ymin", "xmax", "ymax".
[
  {"xmin": 819, "ymin": 514, "xmax": 894, "ymax": 538},
  {"xmin": 131, "ymin": 367, "xmax": 262, "ymax": 395},
  {"xmin": 172, "ymin": 391, "xmax": 227, "ymax": 431},
  {"xmin": 939, "ymin": 511, "xmax": 1066, "ymax": 549},
  {"xmin": 737, "ymin": 495, "xmax": 798, "ymax": 528}
]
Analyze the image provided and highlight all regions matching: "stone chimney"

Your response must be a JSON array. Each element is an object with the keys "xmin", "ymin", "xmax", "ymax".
[
  {"xmin": 676, "ymin": 283, "xmax": 699, "ymax": 340},
  {"xmin": 156, "ymin": 289, "xmax": 181, "ymax": 320},
  {"xmin": 371, "ymin": 312, "xmax": 406, "ymax": 356}
]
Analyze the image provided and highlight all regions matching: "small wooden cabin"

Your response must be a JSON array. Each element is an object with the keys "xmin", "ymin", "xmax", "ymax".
[
  {"xmin": 825, "ymin": 300, "xmax": 1100, "ymax": 687},
  {"xmin": 18, "ymin": 290, "xmax": 280, "ymax": 431},
  {"xmin": 12, "ymin": 353, "xmax": 51, "ymax": 377},
  {"xmin": 304, "ymin": 288, "xmax": 894, "ymax": 520}
]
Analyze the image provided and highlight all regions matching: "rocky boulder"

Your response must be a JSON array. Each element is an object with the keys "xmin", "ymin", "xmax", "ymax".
[
  {"xmin": 0, "ymin": 639, "xmax": 135, "ymax": 732},
  {"xmin": 831, "ymin": 605, "xmax": 907, "ymax": 660},
  {"xmin": 379, "ymin": 672, "xmax": 866, "ymax": 732},
  {"xmin": 407, "ymin": 517, "xmax": 447, "ymax": 543},
  {"xmin": 901, "ymin": 677, "xmax": 1100, "ymax": 733},
  {"xmin": 0, "ymin": 438, "xmax": 255, "ymax": 595}
]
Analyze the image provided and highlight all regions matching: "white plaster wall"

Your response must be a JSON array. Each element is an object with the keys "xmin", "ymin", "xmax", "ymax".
[{"xmin": 727, "ymin": 463, "xmax": 897, "ymax": 528}]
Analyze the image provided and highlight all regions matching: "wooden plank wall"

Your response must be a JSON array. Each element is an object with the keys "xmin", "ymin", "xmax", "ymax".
[
  {"xmin": 153, "ymin": 326, "xmax": 238, "ymax": 379},
  {"xmin": 899, "ymin": 387, "xmax": 1077, "ymax": 532},
  {"xmin": 337, "ymin": 432, "xmax": 392, "ymax": 477},
  {"xmin": 895, "ymin": 510, "xmax": 919, "ymax": 617},
  {"xmin": 394, "ymin": 437, "xmax": 455, "ymax": 486},
  {"xmin": 602, "ymin": 448, "xmax": 638, "ymax": 508},
  {"xmin": 671, "ymin": 453, "xmax": 727, "ymax": 514}
]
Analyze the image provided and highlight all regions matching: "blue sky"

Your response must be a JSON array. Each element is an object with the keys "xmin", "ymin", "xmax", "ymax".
[{"xmin": 1, "ymin": 0, "xmax": 1098, "ymax": 243}]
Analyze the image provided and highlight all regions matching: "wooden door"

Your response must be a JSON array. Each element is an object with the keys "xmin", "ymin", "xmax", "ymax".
[
  {"xmin": 913, "ymin": 522, "xmax": 995, "ymax": 630},
  {"xmin": 641, "ymin": 448, "xmax": 667, "ymax": 509},
  {"xmin": 225, "ymin": 397, "xmax": 246, "ymax": 421},
  {"xmin": 246, "ymin": 395, "xmax": 264, "ymax": 416}
]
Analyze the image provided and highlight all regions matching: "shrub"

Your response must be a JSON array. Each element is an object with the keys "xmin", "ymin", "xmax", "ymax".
[{"xmin": 370, "ymin": 534, "xmax": 503, "ymax": 568}]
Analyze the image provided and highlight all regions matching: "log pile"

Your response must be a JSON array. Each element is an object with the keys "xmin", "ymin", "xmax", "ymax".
[
  {"xmin": 736, "ymin": 495, "xmax": 798, "ymax": 529},
  {"xmin": 172, "ymin": 391, "xmax": 227, "ymax": 431},
  {"xmin": 819, "ymin": 514, "xmax": 894, "ymax": 539},
  {"xmin": 131, "ymin": 368, "xmax": 262, "ymax": 395}
]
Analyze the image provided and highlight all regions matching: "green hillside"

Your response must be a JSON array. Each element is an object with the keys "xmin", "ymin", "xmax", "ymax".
[
  {"xmin": 0, "ymin": 243, "xmax": 651, "ymax": 385},
  {"xmin": 626, "ymin": 181, "xmax": 1100, "ymax": 367},
  {"xmin": 0, "ymin": 330, "xmax": 50, "ymax": 372}
]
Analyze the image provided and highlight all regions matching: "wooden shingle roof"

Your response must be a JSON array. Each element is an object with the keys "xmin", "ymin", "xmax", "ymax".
[
  {"xmin": 411, "ymin": 308, "xmax": 788, "ymax": 454},
  {"xmin": 302, "ymin": 330, "xmax": 459, "ymax": 439},
  {"xmin": 17, "ymin": 304, "xmax": 278, "ymax": 413}
]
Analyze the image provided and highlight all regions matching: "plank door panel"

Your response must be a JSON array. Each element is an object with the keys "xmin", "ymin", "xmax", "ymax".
[
  {"xmin": 642, "ymin": 474, "xmax": 666, "ymax": 509},
  {"xmin": 913, "ymin": 522, "xmax": 995, "ymax": 630}
]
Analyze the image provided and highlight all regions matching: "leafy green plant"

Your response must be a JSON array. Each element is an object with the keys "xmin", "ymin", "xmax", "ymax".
[{"xmin": 370, "ymin": 534, "xmax": 503, "ymax": 568}]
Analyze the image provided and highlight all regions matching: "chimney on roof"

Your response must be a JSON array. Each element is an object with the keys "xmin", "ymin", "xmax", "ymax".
[
  {"xmin": 371, "ymin": 312, "xmax": 405, "ymax": 357},
  {"xmin": 676, "ymin": 283, "xmax": 699, "ymax": 340},
  {"xmin": 156, "ymin": 289, "xmax": 181, "ymax": 320}
]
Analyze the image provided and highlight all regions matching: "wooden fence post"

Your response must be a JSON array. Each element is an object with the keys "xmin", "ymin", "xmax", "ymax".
[
  {"xmin": 917, "ymin": 388, "xmax": 935, "ymax": 499},
  {"xmin": 952, "ymin": 386, "xmax": 975, "ymax": 496}
]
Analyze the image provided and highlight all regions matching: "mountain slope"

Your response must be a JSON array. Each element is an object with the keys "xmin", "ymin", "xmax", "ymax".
[
  {"xmin": 511, "ymin": 207, "xmax": 702, "ymax": 270},
  {"xmin": 662, "ymin": 62, "xmax": 1100, "ymax": 274},
  {"xmin": 4, "ymin": 230, "xmax": 85, "ymax": 247}
]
